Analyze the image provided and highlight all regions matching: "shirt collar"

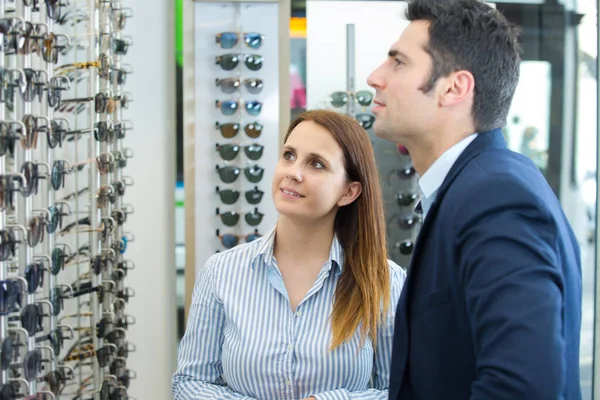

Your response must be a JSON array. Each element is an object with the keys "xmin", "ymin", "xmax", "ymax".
[
  {"xmin": 251, "ymin": 224, "xmax": 344, "ymax": 275},
  {"xmin": 418, "ymin": 133, "xmax": 479, "ymax": 199}
]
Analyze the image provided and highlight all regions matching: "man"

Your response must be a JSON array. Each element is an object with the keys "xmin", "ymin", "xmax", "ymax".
[{"xmin": 367, "ymin": 0, "xmax": 582, "ymax": 399}]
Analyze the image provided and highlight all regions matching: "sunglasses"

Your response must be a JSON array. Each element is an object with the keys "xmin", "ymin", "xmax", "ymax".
[
  {"xmin": 215, "ymin": 122, "xmax": 263, "ymax": 139},
  {"xmin": 215, "ymin": 78, "xmax": 264, "ymax": 94},
  {"xmin": 216, "ymin": 32, "xmax": 265, "ymax": 49},
  {"xmin": 355, "ymin": 113, "xmax": 376, "ymax": 130},
  {"xmin": 386, "ymin": 166, "xmax": 417, "ymax": 186},
  {"xmin": 216, "ymin": 229, "xmax": 262, "ymax": 249},
  {"xmin": 50, "ymin": 244, "xmax": 71, "ymax": 276},
  {"xmin": 215, "ymin": 100, "xmax": 263, "ymax": 116},
  {"xmin": 24, "ymin": 262, "xmax": 45, "ymax": 294},
  {"xmin": 330, "ymin": 90, "xmax": 374, "ymax": 107},
  {"xmin": 397, "ymin": 192, "xmax": 419, "ymax": 207},
  {"xmin": 0, "ymin": 279, "xmax": 24, "ymax": 315},
  {"xmin": 63, "ymin": 344, "xmax": 116, "ymax": 368},
  {"xmin": 0, "ymin": 229, "xmax": 20, "ymax": 262},
  {"xmin": 215, "ymin": 143, "xmax": 264, "ymax": 161},
  {"xmin": 216, "ymin": 186, "xmax": 264, "ymax": 205},
  {"xmin": 215, "ymin": 165, "xmax": 264, "ymax": 184},
  {"xmin": 20, "ymin": 161, "xmax": 47, "ymax": 198},
  {"xmin": 245, "ymin": 208, "xmax": 264, "ymax": 226},
  {"xmin": 390, "ymin": 213, "xmax": 422, "ymax": 230},
  {"xmin": 216, "ymin": 53, "xmax": 263, "ymax": 71},
  {"xmin": 22, "ymin": 114, "xmax": 49, "ymax": 149}
]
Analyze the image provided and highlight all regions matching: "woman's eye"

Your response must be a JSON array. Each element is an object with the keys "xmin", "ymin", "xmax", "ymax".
[
  {"xmin": 283, "ymin": 151, "xmax": 294, "ymax": 161},
  {"xmin": 311, "ymin": 160, "xmax": 324, "ymax": 169}
]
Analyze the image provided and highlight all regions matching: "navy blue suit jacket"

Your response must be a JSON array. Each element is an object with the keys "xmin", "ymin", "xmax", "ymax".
[{"xmin": 389, "ymin": 129, "xmax": 582, "ymax": 399}]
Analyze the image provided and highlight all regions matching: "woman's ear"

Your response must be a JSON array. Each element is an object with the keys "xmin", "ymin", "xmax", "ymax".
[{"xmin": 337, "ymin": 181, "xmax": 362, "ymax": 207}]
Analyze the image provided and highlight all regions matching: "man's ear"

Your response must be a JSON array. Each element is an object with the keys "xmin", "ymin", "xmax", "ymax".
[
  {"xmin": 337, "ymin": 181, "xmax": 362, "ymax": 207},
  {"xmin": 439, "ymin": 69, "xmax": 475, "ymax": 107}
]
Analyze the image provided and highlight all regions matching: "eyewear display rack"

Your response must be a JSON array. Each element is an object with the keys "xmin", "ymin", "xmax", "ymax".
[
  {"xmin": 0, "ymin": 0, "xmax": 135, "ymax": 399},
  {"xmin": 184, "ymin": 0, "xmax": 290, "ymax": 320}
]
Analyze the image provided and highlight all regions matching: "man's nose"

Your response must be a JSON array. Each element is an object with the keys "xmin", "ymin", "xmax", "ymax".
[{"xmin": 367, "ymin": 64, "xmax": 385, "ymax": 90}]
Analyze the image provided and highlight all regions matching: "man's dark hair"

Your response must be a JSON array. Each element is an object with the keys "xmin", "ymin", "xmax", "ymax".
[{"xmin": 406, "ymin": 0, "xmax": 521, "ymax": 132}]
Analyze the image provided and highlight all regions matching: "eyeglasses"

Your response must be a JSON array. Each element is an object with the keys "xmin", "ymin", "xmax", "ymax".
[
  {"xmin": 24, "ymin": 262, "xmax": 46, "ymax": 294},
  {"xmin": 216, "ymin": 53, "xmax": 263, "ymax": 71},
  {"xmin": 355, "ymin": 113, "xmax": 375, "ymax": 130},
  {"xmin": 215, "ymin": 100, "xmax": 263, "ymax": 116},
  {"xmin": 216, "ymin": 186, "xmax": 264, "ymax": 205},
  {"xmin": 216, "ymin": 209, "xmax": 239, "ymax": 227},
  {"xmin": 216, "ymin": 32, "xmax": 265, "ymax": 49},
  {"xmin": 386, "ymin": 166, "xmax": 417, "ymax": 186},
  {"xmin": 215, "ymin": 122, "xmax": 263, "ymax": 139},
  {"xmin": 63, "ymin": 344, "xmax": 116, "ymax": 368},
  {"xmin": 389, "ymin": 213, "xmax": 422, "ymax": 230},
  {"xmin": 397, "ymin": 192, "xmax": 419, "ymax": 207},
  {"xmin": 330, "ymin": 90, "xmax": 374, "ymax": 107},
  {"xmin": 216, "ymin": 229, "xmax": 262, "ymax": 249},
  {"xmin": 215, "ymin": 165, "xmax": 264, "ymax": 184},
  {"xmin": 55, "ymin": 54, "xmax": 112, "ymax": 79},
  {"xmin": 215, "ymin": 78, "xmax": 264, "ymax": 94},
  {"xmin": 215, "ymin": 143, "xmax": 264, "ymax": 161},
  {"xmin": 20, "ymin": 161, "xmax": 48, "ymax": 197},
  {"xmin": 0, "ymin": 279, "xmax": 24, "ymax": 315},
  {"xmin": 245, "ymin": 208, "xmax": 264, "ymax": 226},
  {"xmin": 22, "ymin": 114, "xmax": 49, "ymax": 149}
]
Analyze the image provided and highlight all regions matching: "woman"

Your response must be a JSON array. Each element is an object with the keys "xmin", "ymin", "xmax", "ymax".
[{"xmin": 172, "ymin": 110, "xmax": 406, "ymax": 399}]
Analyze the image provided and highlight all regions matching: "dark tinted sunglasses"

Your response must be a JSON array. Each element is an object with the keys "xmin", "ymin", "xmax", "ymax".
[
  {"xmin": 215, "ymin": 78, "xmax": 264, "ymax": 94},
  {"xmin": 215, "ymin": 53, "xmax": 263, "ymax": 71},
  {"xmin": 397, "ymin": 192, "xmax": 419, "ymax": 207},
  {"xmin": 215, "ymin": 165, "xmax": 264, "ymax": 184},
  {"xmin": 356, "ymin": 113, "xmax": 375, "ymax": 130},
  {"xmin": 216, "ymin": 143, "xmax": 264, "ymax": 161}
]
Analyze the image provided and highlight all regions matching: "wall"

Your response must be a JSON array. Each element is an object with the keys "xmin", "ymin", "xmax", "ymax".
[{"xmin": 122, "ymin": 0, "xmax": 178, "ymax": 398}]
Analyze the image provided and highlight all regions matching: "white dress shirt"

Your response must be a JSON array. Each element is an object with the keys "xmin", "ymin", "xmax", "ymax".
[{"xmin": 418, "ymin": 133, "xmax": 479, "ymax": 219}]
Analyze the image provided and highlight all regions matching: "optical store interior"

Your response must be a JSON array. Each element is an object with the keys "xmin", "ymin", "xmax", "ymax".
[{"xmin": 0, "ymin": 0, "xmax": 597, "ymax": 399}]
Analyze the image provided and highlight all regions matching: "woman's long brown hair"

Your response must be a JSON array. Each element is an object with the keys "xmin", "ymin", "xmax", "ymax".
[{"xmin": 284, "ymin": 109, "xmax": 390, "ymax": 349}]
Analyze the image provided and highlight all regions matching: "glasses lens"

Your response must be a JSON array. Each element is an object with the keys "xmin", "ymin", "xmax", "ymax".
[
  {"xmin": 47, "ymin": 206, "xmax": 60, "ymax": 234},
  {"xmin": 92, "ymin": 255, "xmax": 103, "ymax": 275},
  {"xmin": 244, "ymin": 79, "xmax": 264, "ymax": 94},
  {"xmin": 245, "ymin": 210, "xmax": 264, "ymax": 226},
  {"xmin": 245, "ymin": 101, "xmax": 262, "ymax": 116},
  {"xmin": 25, "ymin": 264, "xmax": 39, "ymax": 294},
  {"xmin": 217, "ymin": 54, "xmax": 239, "ymax": 70},
  {"xmin": 330, "ymin": 91, "xmax": 349, "ymax": 107},
  {"xmin": 356, "ymin": 113, "xmax": 375, "ymax": 130},
  {"xmin": 218, "ymin": 189, "xmax": 240, "ymax": 205},
  {"xmin": 20, "ymin": 161, "xmax": 35, "ymax": 197},
  {"xmin": 216, "ymin": 144, "xmax": 240, "ymax": 161},
  {"xmin": 95, "ymin": 93, "xmax": 106, "ymax": 113},
  {"xmin": 50, "ymin": 287, "xmax": 62, "ymax": 317},
  {"xmin": 397, "ymin": 214, "xmax": 420, "ymax": 230},
  {"xmin": 51, "ymin": 248, "xmax": 63, "ymax": 275},
  {"xmin": 245, "ymin": 188, "xmax": 264, "ymax": 205},
  {"xmin": 216, "ymin": 123, "xmax": 239, "ymax": 138},
  {"xmin": 244, "ymin": 122, "xmax": 263, "ymax": 138},
  {"xmin": 397, "ymin": 167, "xmax": 416, "ymax": 180},
  {"xmin": 0, "ymin": 384, "xmax": 14, "ymax": 399},
  {"xmin": 216, "ymin": 78, "xmax": 240, "ymax": 94},
  {"xmin": 21, "ymin": 304, "xmax": 38, "ymax": 336},
  {"xmin": 218, "ymin": 101, "xmax": 238, "ymax": 116},
  {"xmin": 49, "ymin": 330, "xmax": 62, "ymax": 356},
  {"xmin": 220, "ymin": 234, "xmax": 239, "ymax": 249},
  {"xmin": 246, "ymin": 233, "xmax": 262, "ymax": 242},
  {"xmin": 1, "ymin": 337, "xmax": 13, "ymax": 370},
  {"xmin": 244, "ymin": 54, "xmax": 263, "ymax": 71},
  {"xmin": 397, "ymin": 192, "xmax": 418, "ymax": 207},
  {"xmin": 27, "ymin": 218, "xmax": 42, "ymax": 248},
  {"xmin": 217, "ymin": 32, "xmax": 238, "ymax": 49},
  {"xmin": 244, "ymin": 144, "xmax": 263, "ymax": 160},
  {"xmin": 217, "ymin": 166, "xmax": 240, "ymax": 184},
  {"xmin": 97, "ymin": 348, "xmax": 109, "ymax": 368},
  {"xmin": 51, "ymin": 162, "xmax": 63, "ymax": 190},
  {"xmin": 244, "ymin": 33, "xmax": 263, "ymax": 49},
  {"xmin": 244, "ymin": 166, "xmax": 264, "ymax": 183},
  {"xmin": 219, "ymin": 212, "xmax": 240, "ymax": 227},
  {"xmin": 355, "ymin": 90, "xmax": 374, "ymax": 106},
  {"xmin": 398, "ymin": 241, "xmax": 414, "ymax": 255}
]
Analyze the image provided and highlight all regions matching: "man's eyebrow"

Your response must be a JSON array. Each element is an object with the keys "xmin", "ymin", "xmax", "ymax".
[{"xmin": 388, "ymin": 49, "xmax": 410, "ymax": 60}]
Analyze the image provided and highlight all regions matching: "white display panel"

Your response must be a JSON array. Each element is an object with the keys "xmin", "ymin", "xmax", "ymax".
[
  {"xmin": 306, "ymin": 1, "xmax": 409, "ymax": 109},
  {"xmin": 194, "ymin": 1, "xmax": 280, "ymax": 271}
]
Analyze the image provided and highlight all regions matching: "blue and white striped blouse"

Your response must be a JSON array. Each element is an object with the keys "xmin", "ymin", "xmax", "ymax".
[{"xmin": 172, "ymin": 225, "xmax": 406, "ymax": 400}]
